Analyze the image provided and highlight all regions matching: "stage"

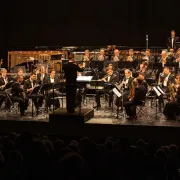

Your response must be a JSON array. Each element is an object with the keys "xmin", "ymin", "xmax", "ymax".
[{"xmin": 0, "ymin": 98, "xmax": 179, "ymax": 144}]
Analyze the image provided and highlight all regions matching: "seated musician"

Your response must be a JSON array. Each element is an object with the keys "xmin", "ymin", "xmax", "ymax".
[
  {"xmin": 111, "ymin": 49, "xmax": 123, "ymax": 61},
  {"xmin": 137, "ymin": 62, "xmax": 153, "ymax": 79},
  {"xmin": 138, "ymin": 72, "xmax": 148, "ymax": 93},
  {"xmin": 159, "ymin": 50, "xmax": 172, "ymax": 65},
  {"xmin": 0, "ymin": 68, "xmax": 11, "ymax": 110},
  {"xmin": 115, "ymin": 69, "xmax": 134, "ymax": 108},
  {"xmin": 124, "ymin": 78, "xmax": 147, "ymax": 120},
  {"xmin": 158, "ymin": 67, "xmax": 175, "ymax": 111},
  {"xmin": 142, "ymin": 49, "xmax": 155, "ymax": 65},
  {"xmin": 24, "ymin": 72, "xmax": 43, "ymax": 114},
  {"xmin": 94, "ymin": 67, "xmax": 119, "ymax": 109},
  {"xmin": 126, "ymin": 49, "xmax": 136, "ymax": 62},
  {"xmin": 36, "ymin": 66, "xmax": 47, "ymax": 85},
  {"xmin": 163, "ymin": 86, "xmax": 180, "ymax": 120},
  {"xmin": 158, "ymin": 67, "xmax": 175, "ymax": 93},
  {"xmin": 82, "ymin": 49, "xmax": 93, "ymax": 69},
  {"xmin": 97, "ymin": 49, "xmax": 109, "ymax": 61},
  {"xmin": 43, "ymin": 70, "xmax": 60, "ymax": 110},
  {"xmin": 12, "ymin": 68, "xmax": 26, "ymax": 85},
  {"xmin": 11, "ymin": 75, "xmax": 28, "ymax": 116}
]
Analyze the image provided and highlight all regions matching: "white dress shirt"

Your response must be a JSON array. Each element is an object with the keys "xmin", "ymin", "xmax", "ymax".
[{"xmin": 50, "ymin": 78, "xmax": 54, "ymax": 83}]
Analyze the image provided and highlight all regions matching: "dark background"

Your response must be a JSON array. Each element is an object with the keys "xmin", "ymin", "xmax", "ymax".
[{"xmin": 1, "ymin": 0, "xmax": 180, "ymax": 67}]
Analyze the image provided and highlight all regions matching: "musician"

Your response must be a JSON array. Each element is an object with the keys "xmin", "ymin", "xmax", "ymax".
[
  {"xmin": 0, "ymin": 68, "xmax": 10, "ymax": 109},
  {"xmin": 142, "ymin": 49, "xmax": 155, "ymax": 64},
  {"xmin": 82, "ymin": 50, "xmax": 93, "ymax": 69},
  {"xmin": 97, "ymin": 49, "xmax": 109, "ymax": 61},
  {"xmin": 94, "ymin": 67, "xmax": 119, "ymax": 109},
  {"xmin": 124, "ymin": 78, "xmax": 146, "ymax": 120},
  {"xmin": 159, "ymin": 67, "xmax": 175, "ymax": 93},
  {"xmin": 115, "ymin": 69, "xmax": 134, "ymax": 108},
  {"xmin": 158, "ymin": 67, "xmax": 175, "ymax": 111},
  {"xmin": 63, "ymin": 54, "xmax": 85, "ymax": 113},
  {"xmin": 13, "ymin": 68, "xmax": 25, "ymax": 83},
  {"xmin": 43, "ymin": 70, "xmax": 60, "ymax": 110},
  {"xmin": 159, "ymin": 50, "xmax": 172, "ymax": 65},
  {"xmin": 163, "ymin": 86, "xmax": 180, "ymax": 120},
  {"xmin": 11, "ymin": 75, "xmax": 28, "ymax": 116},
  {"xmin": 111, "ymin": 49, "xmax": 123, "ymax": 61},
  {"xmin": 167, "ymin": 30, "xmax": 179, "ymax": 52},
  {"xmin": 36, "ymin": 66, "xmax": 47, "ymax": 85},
  {"xmin": 137, "ymin": 62, "xmax": 153, "ymax": 79},
  {"xmin": 126, "ymin": 49, "xmax": 136, "ymax": 62},
  {"xmin": 138, "ymin": 72, "xmax": 148, "ymax": 93},
  {"xmin": 24, "ymin": 72, "xmax": 43, "ymax": 113}
]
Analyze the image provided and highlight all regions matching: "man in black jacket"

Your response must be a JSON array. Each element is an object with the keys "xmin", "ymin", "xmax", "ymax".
[
  {"xmin": 11, "ymin": 75, "xmax": 28, "ymax": 116},
  {"xmin": 63, "ymin": 54, "xmax": 85, "ymax": 113},
  {"xmin": 167, "ymin": 30, "xmax": 179, "ymax": 52}
]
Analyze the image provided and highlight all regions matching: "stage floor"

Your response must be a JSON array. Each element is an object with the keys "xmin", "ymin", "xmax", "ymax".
[{"xmin": 0, "ymin": 98, "xmax": 179, "ymax": 127}]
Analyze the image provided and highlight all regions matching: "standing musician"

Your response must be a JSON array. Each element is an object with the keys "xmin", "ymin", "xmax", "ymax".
[
  {"xmin": 43, "ymin": 70, "xmax": 60, "ymax": 110},
  {"xmin": 63, "ymin": 54, "xmax": 85, "ymax": 113},
  {"xmin": 124, "ymin": 78, "xmax": 147, "ymax": 120},
  {"xmin": 167, "ymin": 30, "xmax": 179, "ymax": 52},
  {"xmin": 97, "ymin": 49, "xmax": 109, "ymax": 61},
  {"xmin": 111, "ymin": 49, "xmax": 123, "ymax": 61},
  {"xmin": 94, "ymin": 67, "xmax": 119, "ymax": 109},
  {"xmin": 0, "ymin": 68, "xmax": 11, "ymax": 109},
  {"xmin": 24, "ymin": 72, "xmax": 43, "ymax": 113},
  {"xmin": 11, "ymin": 75, "xmax": 28, "ymax": 116}
]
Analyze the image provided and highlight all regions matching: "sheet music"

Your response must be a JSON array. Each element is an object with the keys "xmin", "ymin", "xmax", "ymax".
[
  {"xmin": 76, "ymin": 76, "xmax": 93, "ymax": 82},
  {"xmin": 113, "ymin": 88, "xmax": 122, "ymax": 97},
  {"xmin": 153, "ymin": 86, "xmax": 161, "ymax": 97},
  {"xmin": 157, "ymin": 86, "xmax": 165, "ymax": 95}
]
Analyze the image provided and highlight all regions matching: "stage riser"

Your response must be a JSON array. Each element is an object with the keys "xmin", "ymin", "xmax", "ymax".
[{"xmin": 49, "ymin": 108, "xmax": 94, "ymax": 124}]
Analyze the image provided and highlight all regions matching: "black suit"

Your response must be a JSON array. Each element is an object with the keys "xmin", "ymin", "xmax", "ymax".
[
  {"xmin": 11, "ymin": 82, "xmax": 28, "ymax": 115},
  {"xmin": 0, "ymin": 76, "xmax": 11, "ymax": 109},
  {"xmin": 63, "ymin": 62, "xmax": 84, "ymax": 113},
  {"xmin": 124, "ymin": 84, "xmax": 146, "ymax": 118},
  {"xmin": 43, "ymin": 76, "xmax": 60, "ymax": 109},
  {"xmin": 167, "ymin": 36, "xmax": 179, "ymax": 51},
  {"xmin": 95, "ymin": 73, "xmax": 119, "ymax": 107}
]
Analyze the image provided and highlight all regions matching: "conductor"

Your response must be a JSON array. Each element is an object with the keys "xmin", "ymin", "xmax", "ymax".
[{"xmin": 63, "ymin": 54, "xmax": 85, "ymax": 113}]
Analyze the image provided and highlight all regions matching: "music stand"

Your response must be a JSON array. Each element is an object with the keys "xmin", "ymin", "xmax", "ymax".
[
  {"xmin": 41, "ymin": 83, "xmax": 54, "ymax": 113},
  {"xmin": 27, "ymin": 85, "xmax": 42, "ymax": 118},
  {"xmin": 151, "ymin": 85, "xmax": 165, "ymax": 120},
  {"xmin": 90, "ymin": 61, "xmax": 104, "ymax": 72},
  {"xmin": 104, "ymin": 61, "xmax": 119, "ymax": 71},
  {"xmin": 52, "ymin": 82, "xmax": 65, "ymax": 114}
]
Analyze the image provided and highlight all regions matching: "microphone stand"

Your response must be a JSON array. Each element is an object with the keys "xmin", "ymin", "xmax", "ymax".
[{"xmin": 146, "ymin": 34, "xmax": 148, "ymax": 49}]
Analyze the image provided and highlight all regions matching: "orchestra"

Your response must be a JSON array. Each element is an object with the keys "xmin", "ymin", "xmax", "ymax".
[{"xmin": 2, "ymin": 29, "xmax": 180, "ymax": 121}]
